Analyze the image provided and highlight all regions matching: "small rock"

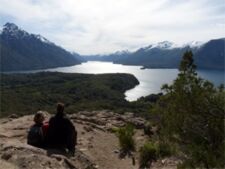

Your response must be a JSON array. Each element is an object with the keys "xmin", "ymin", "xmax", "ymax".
[
  {"xmin": 78, "ymin": 138, "xmax": 83, "ymax": 142},
  {"xmin": 136, "ymin": 136, "xmax": 144, "ymax": 141},
  {"xmin": 113, "ymin": 150, "xmax": 120, "ymax": 154},
  {"xmin": 161, "ymin": 159, "xmax": 166, "ymax": 164},
  {"xmin": 87, "ymin": 136, "xmax": 94, "ymax": 141},
  {"xmin": 21, "ymin": 163, "xmax": 27, "ymax": 168},
  {"xmin": 8, "ymin": 114, "xmax": 18, "ymax": 119},
  {"xmin": 83, "ymin": 126, "xmax": 93, "ymax": 132},
  {"xmin": 88, "ymin": 144, "xmax": 93, "ymax": 149},
  {"xmin": 115, "ymin": 116, "xmax": 124, "ymax": 121},
  {"xmin": 77, "ymin": 142, "xmax": 83, "ymax": 146},
  {"xmin": 79, "ymin": 148, "xmax": 87, "ymax": 151},
  {"xmin": 51, "ymin": 154, "xmax": 63, "ymax": 161},
  {"xmin": 1, "ymin": 153, "xmax": 12, "ymax": 160}
]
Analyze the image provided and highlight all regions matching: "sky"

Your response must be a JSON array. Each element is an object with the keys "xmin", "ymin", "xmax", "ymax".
[{"xmin": 0, "ymin": 0, "xmax": 225, "ymax": 55}]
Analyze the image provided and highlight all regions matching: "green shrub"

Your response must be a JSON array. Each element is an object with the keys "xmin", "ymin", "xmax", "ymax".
[
  {"xmin": 116, "ymin": 123, "xmax": 135, "ymax": 152},
  {"xmin": 139, "ymin": 141, "xmax": 173, "ymax": 168},
  {"xmin": 157, "ymin": 141, "xmax": 172, "ymax": 158},
  {"xmin": 139, "ymin": 141, "xmax": 158, "ymax": 168},
  {"xmin": 143, "ymin": 122, "xmax": 153, "ymax": 136},
  {"xmin": 111, "ymin": 127, "xmax": 119, "ymax": 133}
]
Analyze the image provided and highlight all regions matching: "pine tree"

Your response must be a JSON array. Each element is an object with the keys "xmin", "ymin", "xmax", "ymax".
[{"xmin": 155, "ymin": 51, "xmax": 225, "ymax": 168}]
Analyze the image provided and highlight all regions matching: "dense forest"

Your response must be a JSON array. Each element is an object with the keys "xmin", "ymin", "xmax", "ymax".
[{"xmin": 0, "ymin": 72, "xmax": 142, "ymax": 117}]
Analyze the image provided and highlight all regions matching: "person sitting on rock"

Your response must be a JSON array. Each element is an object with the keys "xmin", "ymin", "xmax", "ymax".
[
  {"xmin": 27, "ymin": 111, "xmax": 47, "ymax": 148},
  {"xmin": 46, "ymin": 103, "xmax": 77, "ymax": 155}
]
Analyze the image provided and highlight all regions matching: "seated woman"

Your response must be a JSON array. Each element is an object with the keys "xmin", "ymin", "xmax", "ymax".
[{"xmin": 27, "ymin": 111, "xmax": 49, "ymax": 148}]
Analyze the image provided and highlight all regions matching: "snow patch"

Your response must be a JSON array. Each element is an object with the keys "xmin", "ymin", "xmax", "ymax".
[
  {"xmin": 184, "ymin": 41, "xmax": 205, "ymax": 48},
  {"xmin": 2, "ymin": 23, "xmax": 54, "ymax": 45},
  {"xmin": 35, "ymin": 34, "xmax": 52, "ymax": 44},
  {"xmin": 143, "ymin": 40, "xmax": 206, "ymax": 51},
  {"xmin": 145, "ymin": 41, "xmax": 181, "ymax": 51}
]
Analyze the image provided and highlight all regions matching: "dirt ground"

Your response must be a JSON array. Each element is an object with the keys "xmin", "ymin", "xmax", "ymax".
[{"xmin": 0, "ymin": 111, "xmax": 179, "ymax": 169}]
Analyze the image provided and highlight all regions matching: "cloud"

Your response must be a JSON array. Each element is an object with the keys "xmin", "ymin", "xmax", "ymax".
[{"xmin": 0, "ymin": 0, "xmax": 224, "ymax": 54}]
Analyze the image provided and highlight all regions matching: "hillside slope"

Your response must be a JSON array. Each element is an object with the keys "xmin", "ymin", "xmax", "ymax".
[
  {"xmin": 0, "ymin": 23, "xmax": 81, "ymax": 71},
  {"xmin": 195, "ymin": 38, "xmax": 225, "ymax": 69}
]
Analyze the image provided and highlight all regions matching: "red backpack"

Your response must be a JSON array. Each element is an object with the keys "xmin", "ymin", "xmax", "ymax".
[{"xmin": 42, "ymin": 122, "xmax": 49, "ymax": 136}]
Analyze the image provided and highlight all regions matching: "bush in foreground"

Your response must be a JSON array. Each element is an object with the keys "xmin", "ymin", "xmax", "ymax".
[
  {"xmin": 139, "ymin": 141, "xmax": 172, "ymax": 168},
  {"xmin": 116, "ymin": 123, "xmax": 135, "ymax": 153},
  {"xmin": 139, "ymin": 141, "xmax": 157, "ymax": 168}
]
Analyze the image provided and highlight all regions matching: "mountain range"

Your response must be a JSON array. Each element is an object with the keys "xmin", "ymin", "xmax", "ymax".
[
  {"xmin": 0, "ymin": 23, "xmax": 81, "ymax": 71},
  {"xmin": 85, "ymin": 39, "xmax": 225, "ymax": 70},
  {"xmin": 0, "ymin": 23, "xmax": 224, "ymax": 71}
]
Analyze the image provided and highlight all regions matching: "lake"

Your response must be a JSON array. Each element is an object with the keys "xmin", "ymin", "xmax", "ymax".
[{"xmin": 9, "ymin": 61, "xmax": 225, "ymax": 101}]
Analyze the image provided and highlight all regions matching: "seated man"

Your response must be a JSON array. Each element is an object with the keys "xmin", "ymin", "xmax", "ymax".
[{"xmin": 46, "ymin": 103, "xmax": 77, "ymax": 154}]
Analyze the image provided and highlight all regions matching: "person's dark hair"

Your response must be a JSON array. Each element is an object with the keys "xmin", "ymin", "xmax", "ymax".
[{"xmin": 56, "ymin": 103, "xmax": 65, "ymax": 116}]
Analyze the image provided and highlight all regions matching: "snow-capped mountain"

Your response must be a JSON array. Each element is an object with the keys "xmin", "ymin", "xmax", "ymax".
[
  {"xmin": 156, "ymin": 41, "xmax": 173, "ymax": 48},
  {"xmin": 144, "ymin": 41, "xmax": 182, "ymax": 51},
  {"xmin": 3, "ymin": 23, "xmax": 21, "ymax": 32},
  {"xmin": 2, "ymin": 23, "xmax": 29, "ymax": 39},
  {"xmin": 86, "ymin": 38, "xmax": 224, "ymax": 70},
  {"xmin": 2, "ymin": 23, "xmax": 53, "ymax": 45},
  {"xmin": 0, "ymin": 23, "xmax": 81, "ymax": 71},
  {"xmin": 144, "ymin": 41, "xmax": 206, "ymax": 51},
  {"xmin": 1, "ymin": 22, "xmax": 224, "ymax": 71}
]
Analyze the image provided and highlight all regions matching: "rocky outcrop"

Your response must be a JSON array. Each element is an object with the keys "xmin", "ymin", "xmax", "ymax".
[
  {"xmin": 0, "ymin": 143, "xmax": 97, "ymax": 169},
  {"xmin": 0, "ymin": 113, "xmax": 97, "ymax": 169},
  {"xmin": 70, "ymin": 111, "xmax": 146, "ymax": 131},
  {"xmin": 0, "ymin": 111, "xmax": 179, "ymax": 169}
]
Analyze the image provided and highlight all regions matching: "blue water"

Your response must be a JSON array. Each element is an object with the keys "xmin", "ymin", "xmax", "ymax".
[{"xmin": 7, "ymin": 61, "xmax": 225, "ymax": 101}]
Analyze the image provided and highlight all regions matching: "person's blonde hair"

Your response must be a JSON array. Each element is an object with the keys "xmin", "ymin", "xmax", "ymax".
[{"xmin": 33, "ymin": 111, "xmax": 45, "ymax": 124}]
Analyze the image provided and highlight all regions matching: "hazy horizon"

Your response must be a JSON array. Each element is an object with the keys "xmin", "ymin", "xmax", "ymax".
[{"xmin": 0, "ymin": 0, "xmax": 225, "ymax": 55}]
